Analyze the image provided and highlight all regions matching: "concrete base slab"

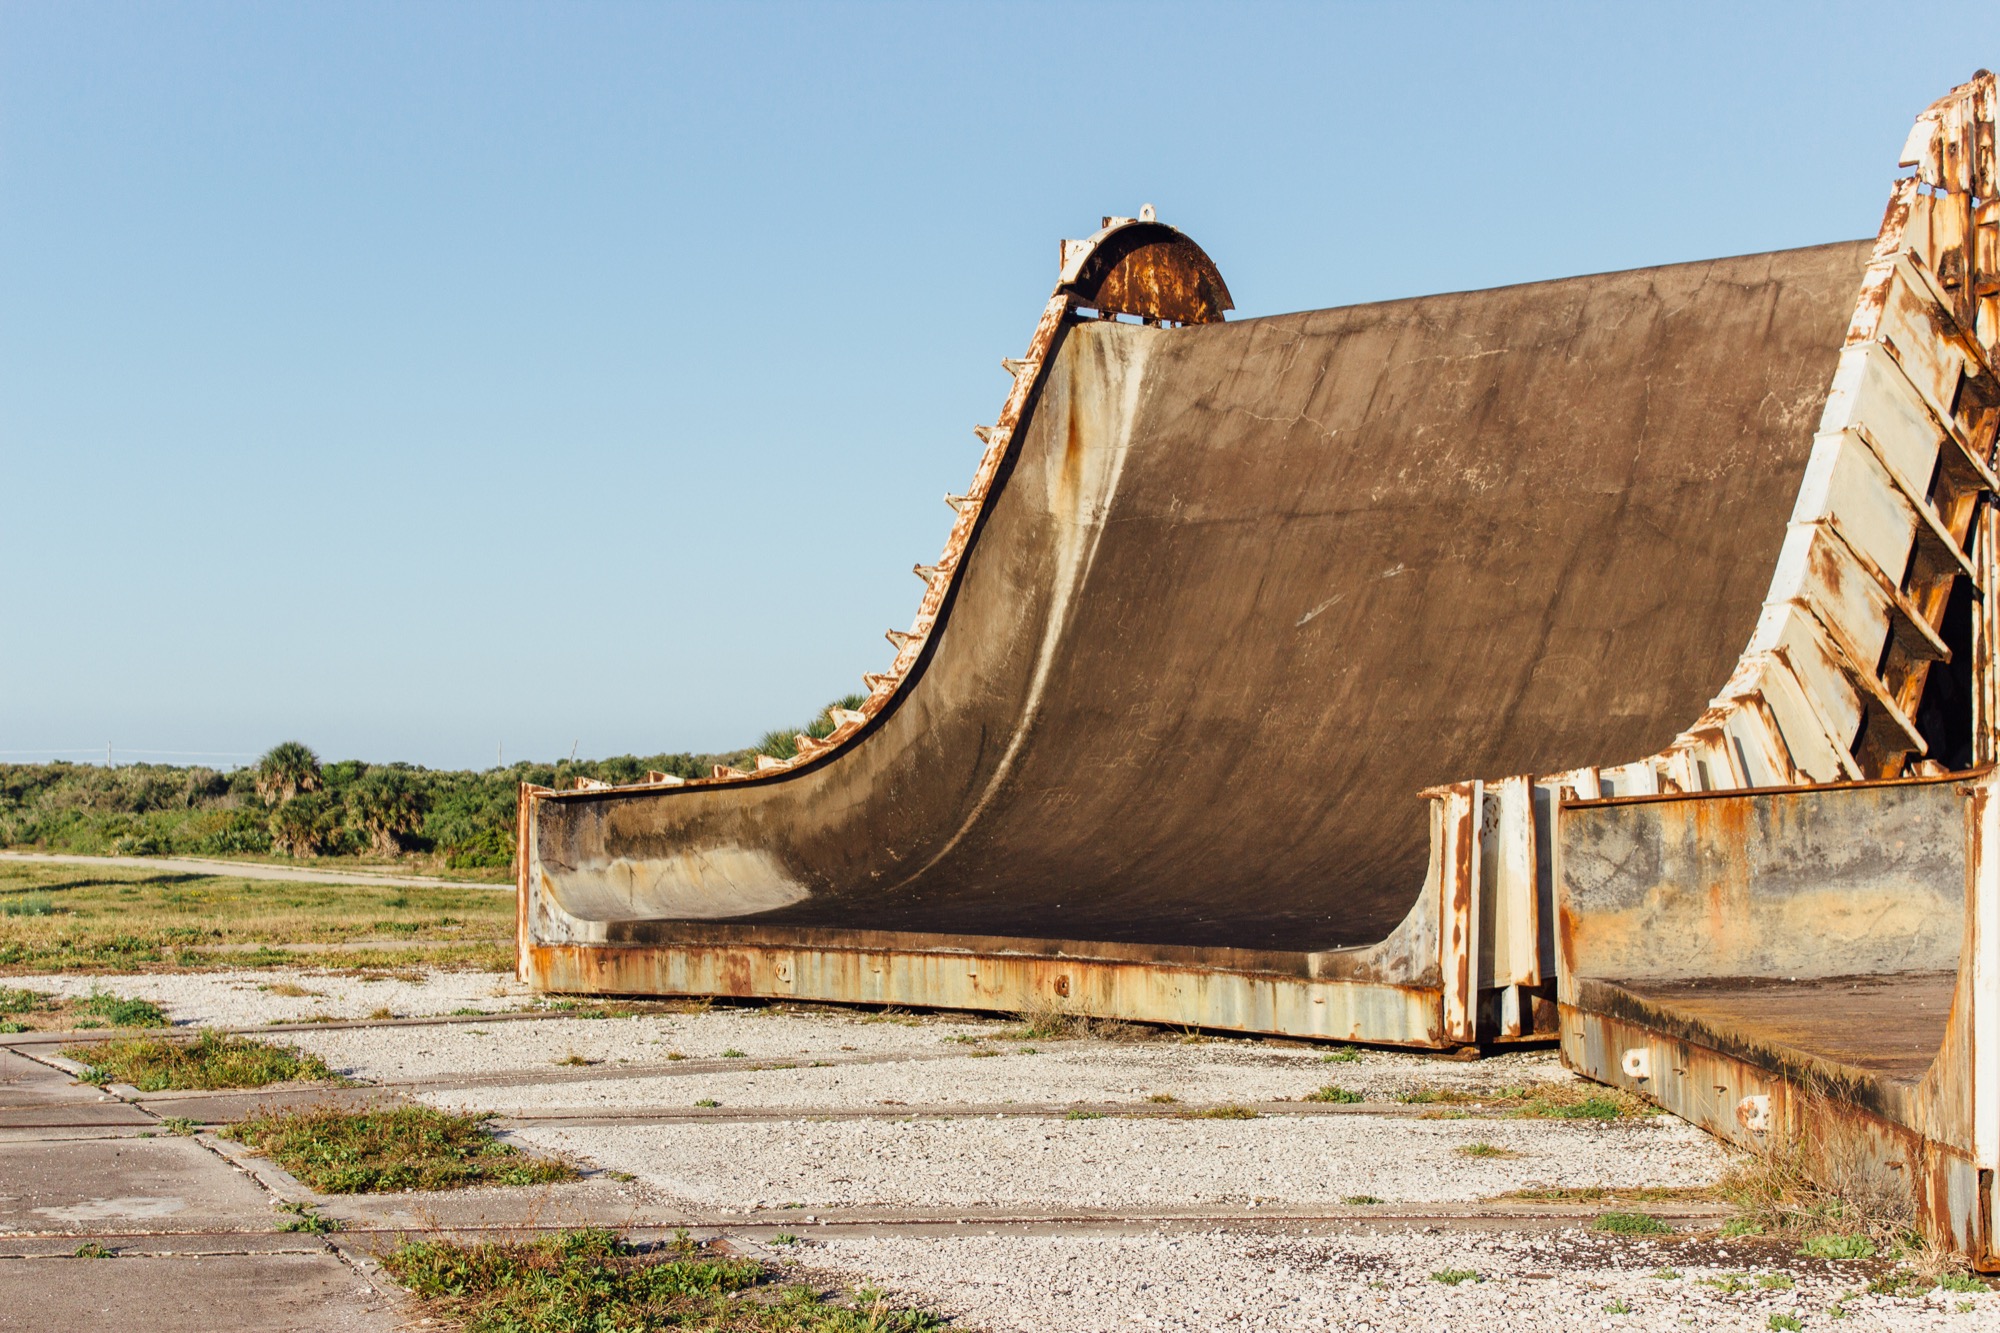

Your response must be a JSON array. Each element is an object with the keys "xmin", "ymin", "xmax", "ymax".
[
  {"xmin": 0, "ymin": 1253, "xmax": 401, "ymax": 1331},
  {"xmin": 0, "ymin": 1137, "xmax": 277, "ymax": 1235}
]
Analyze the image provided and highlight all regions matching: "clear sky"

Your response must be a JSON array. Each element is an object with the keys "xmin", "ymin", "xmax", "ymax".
[{"xmin": 3, "ymin": 2, "xmax": 1994, "ymax": 770}]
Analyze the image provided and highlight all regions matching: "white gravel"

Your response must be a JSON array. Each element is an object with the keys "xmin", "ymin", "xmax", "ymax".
[
  {"xmin": 807, "ymin": 1228, "xmax": 1993, "ymax": 1331},
  {"xmin": 512, "ymin": 1114, "xmax": 1727, "ymax": 1213},
  {"xmin": 23, "ymin": 969, "xmax": 536, "ymax": 1027}
]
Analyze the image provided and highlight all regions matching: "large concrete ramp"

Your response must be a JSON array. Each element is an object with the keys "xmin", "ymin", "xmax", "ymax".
[{"xmin": 523, "ymin": 78, "xmax": 1994, "ymax": 1045}]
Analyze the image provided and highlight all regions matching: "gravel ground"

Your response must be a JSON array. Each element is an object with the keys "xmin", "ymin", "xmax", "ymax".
[
  {"xmin": 22, "ymin": 966, "xmax": 1993, "ymax": 1330},
  {"xmin": 512, "ymin": 1114, "xmax": 1726, "ymax": 1213},
  {"xmin": 23, "ymin": 969, "xmax": 535, "ymax": 1026},
  {"xmin": 805, "ymin": 1228, "xmax": 1995, "ymax": 1331}
]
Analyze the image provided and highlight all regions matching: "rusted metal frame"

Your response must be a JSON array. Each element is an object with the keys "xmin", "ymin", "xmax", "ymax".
[
  {"xmin": 1791, "ymin": 592, "xmax": 1928, "ymax": 756},
  {"xmin": 514, "ymin": 783, "xmax": 544, "ymax": 981},
  {"xmin": 1430, "ymin": 782, "xmax": 1481, "ymax": 1047},
  {"xmin": 1817, "ymin": 511, "xmax": 1952, "ymax": 661},
  {"xmin": 521, "ymin": 940, "xmax": 1446, "ymax": 1047},
  {"xmin": 1979, "ymin": 504, "xmax": 2000, "ymax": 765},
  {"xmin": 1969, "ymin": 776, "xmax": 2000, "ymax": 1262}
]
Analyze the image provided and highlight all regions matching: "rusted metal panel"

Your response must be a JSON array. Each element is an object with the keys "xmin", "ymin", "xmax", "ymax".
[
  {"xmin": 1558, "ymin": 772, "xmax": 1999, "ymax": 1268},
  {"xmin": 523, "ymin": 939, "xmax": 1442, "ymax": 1047}
]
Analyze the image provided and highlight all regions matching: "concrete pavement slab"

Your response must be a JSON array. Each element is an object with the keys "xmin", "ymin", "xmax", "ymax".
[
  {"xmin": 0, "ymin": 1253, "xmax": 401, "ymax": 1331},
  {"xmin": 0, "ymin": 1137, "xmax": 276, "ymax": 1235}
]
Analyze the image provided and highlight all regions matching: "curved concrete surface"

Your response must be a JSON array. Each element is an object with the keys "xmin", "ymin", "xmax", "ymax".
[{"xmin": 530, "ymin": 240, "xmax": 1870, "ymax": 956}]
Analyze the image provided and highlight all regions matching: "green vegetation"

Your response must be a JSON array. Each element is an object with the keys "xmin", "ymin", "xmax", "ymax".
[
  {"xmin": 1303, "ymin": 1084, "xmax": 1364, "ymax": 1104},
  {"xmin": 1594, "ymin": 1210, "xmax": 1672, "ymax": 1236},
  {"xmin": 72, "ymin": 1242, "xmax": 112, "ymax": 1259},
  {"xmin": 0, "ymin": 859, "xmax": 513, "ymax": 973},
  {"xmin": 1064, "ymin": 1109, "xmax": 1104, "ymax": 1120},
  {"xmin": 158, "ymin": 1116, "xmax": 200, "ymax": 1136},
  {"xmin": 276, "ymin": 1201, "xmax": 342, "ymax": 1234},
  {"xmin": 0, "ymin": 984, "xmax": 168, "ymax": 1031},
  {"xmin": 1800, "ymin": 1233, "xmax": 1877, "ymax": 1260},
  {"xmin": 1187, "ymin": 1105, "xmax": 1259, "ymax": 1120},
  {"xmin": 62, "ymin": 1030, "xmax": 339, "ymax": 1091},
  {"xmin": 383, "ymin": 1229, "xmax": 944, "ymax": 1333},
  {"xmin": 1392, "ymin": 1082, "xmax": 1652, "ymax": 1120},
  {"xmin": 1769, "ymin": 1316, "xmax": 1803, "ymax": 1332},
  {"xmin": 1343, "ymin": 1195, "xmax": 1384, "ymax": 1205},
  {"xmin": 1320, "ymin": 1046, "xmax": 1362, "ymax": 1064},
  {"xmin": 225, "ymin": 1106, "xmax": 574, "ymax": 1194},
  {"xmin": 1456, "ymin": 1141, "xmax": 1519, "ymax": 1159},
  {"xmin": 1430, "ymin": 1269, "xmax": 1481, "ymax": 1286}
]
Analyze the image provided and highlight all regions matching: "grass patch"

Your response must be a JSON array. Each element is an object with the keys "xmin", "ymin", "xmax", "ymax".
[
  {"xmin": 1186, "ymin": 1105, "xmax": 1259, "ymax": 1120},
  {"xmin": 1430, "ymin": 1269, "xmax": 1481, "ymax": 1285},
  {"xmin": 1768, "ymin": 1316, "xmax": 1802, "ymax": 1332},
  {"xmin": 62, "ymin": 1030, "xmax": 338, "ymax": 1091},
  {"xmin": 225, "ymin": 1105, "xmax": 576, "ymax": 1193},
  {"xmin": 382, "ymin": 1227, "xmax": 944, "ymax": 1332},
  {"xmin": 0, "ymin": 861, "xmax": 514, "ymax": 974},
  {"xmin": 1456, "ymin": 1141, "xmax": 1519, "ymax": 1159},
  {"xmin": 1303, "ymin": 1085, "xmax": 1364, "ymax": 1104},
  {"xmin": 1343, "ymin": 1195, "xmax": 1383, "ymax": 1205},
  {"xmin": 0, "ymin": 984, "xmax": 167, "ymax": 1031},
  {"xmin": 1064, "ymin": 1110, "xmax": 1104, "ymax": 1120},
  {"xmin": 1594, "ymin": 1210, "xmax": 1672, "ymax": 1235},
  {"xmin": 1390, "ymin": 1081, "xmax": 1651, "ymax": 1120},
  {"xmin": 1320, "ymin": 1045, "xmax": 1362, "ymax": 1064},
  {"xmin": 1000, "ymin": 996, "xmax": 1154, "ymax": 1043},
  {"xmin": 1799, "ymin": 1232, "xmax": 1877, "ymax": 1260},
  {"xmin": 1, "ymin": 893, "xmax": 55, "ymax": 917}
]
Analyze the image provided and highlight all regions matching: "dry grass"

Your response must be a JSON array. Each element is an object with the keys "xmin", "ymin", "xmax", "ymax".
[
  {"xmin": 1393, "ymin": 1081, "xmax": 1653, "ymax": 1120},
  {"xmin": 1002, "ymin": 996, "xmax": 1155, "ymax": 1043},
  {"xmin": 0, "ymin": 861, "xmax": 512, "ymax": 974}
]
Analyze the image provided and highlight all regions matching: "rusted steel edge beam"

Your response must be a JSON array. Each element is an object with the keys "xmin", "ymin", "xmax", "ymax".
[{"xmin": 521, "ymin": 941, "xmax": 1448, "ymax": 1048}]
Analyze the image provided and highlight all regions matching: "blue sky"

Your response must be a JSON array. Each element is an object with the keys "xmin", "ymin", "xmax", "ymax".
[{"xmin": 3, "ymin": 2, "xmax": 1994, "ymax": 769}]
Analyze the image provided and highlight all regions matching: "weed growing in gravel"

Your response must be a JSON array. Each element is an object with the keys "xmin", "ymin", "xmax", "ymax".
[
  {"xmin": 1799, "ymin": 1233, "xmax": 1876, "ymax": 1260},
  {"xmin": 1718, "ymin": 1102, "xmax": 1920, "ymax": 1251},
  {"xmin": 1456, "ymin": 1142, "xmax": 1519, "ymax": 1159},
  {"xmin": 72, "ymin": 1242, "xmax": 112, "ymax": 1259},
  {"xmin": 276, "ymin": 1201, "xmax": 342, "ymax": 1233},
  {"xmin": 1064, "ymin": 1110, "xmax": 1104, "ymax": 1120},
  {"xmin": 1650, "ymin": 1268, "xmax": 1681, "ymax": 1280},
  {"xmin": 1756, "ymin": 1274, "xmax": 1794, "ymax": 1290},
  {"xmin": 722, "ymin": 1049, "xmax": 747, "ymax": 1058},
  {"xmin": 225, "ymin": 1105, "xmax": 575, "ymax": 1193},
  {"xmin": 969, "ymin": 1050, "xmax": 1000, "ymax": 1059},
  {"xmin": 1594, "ymin": 1211, "xmax": 1672, "ymax": 1236},
  {"xmin": 1938, "ymin": 1273, "xmax": 1988, "ymax": 1293},
  {"xmin": 1768, "ymin": 1316, "xmax": 1802, "ymax": 1332},
  {"xmin": 695, "ymin": 1099, "xmax": 721, "ymax": 1108},
  {"xmin": 772, "ymin": 1233, "xmax": 799, "ymax": 1245},
  {"xmin": 1604, "ymin": 1299, "xmax": 1632, "ymax": 1314},
  {"xmin": 1495, "ymin": 1186, "xmax": 1718, "ymax": 1205},
  {"xmin": 382, "ymin": 1228, "xmax": 945, "ymax": 1332},
  {"xmin": 63, "ymin": 1030, "xmax": 338, "ymax": 1090},
  {"xmin": 1430, "ymin": 1269, "xmax": 1481, "ymax": 1285},
  {"xmin": 1320, "ymin": 1046, "xmax": 1362, "ymax": 1064},
  {"xmin": 450, "ymin": 1007, "xmax": 486, "ymax": 1016},
  {"xmin": 554, "ymin": 1054, "xmax": 597, "ymax": 1067},
  {"xmin": 1869, "ymin": 1268, "xmax": 1929, "ymax": 1296},
  {"xmin": 76, "ymin": 991, "xmax": 167, "ymax": 1027},
  {"xmin": 262, "ymin": 982, "xmax": 323, "ymax": 998},
  {"xmin": 1146, "ymin": 1093, "xmax": 1177, "ymax": 1103},
  {"xmin": 1698, "ymin": 1275, "xmax": 1753, "ymax": 1295},
  {"xmin": 1343, "ymin": 1196, "xmax": 1383, "ymax": 1206},
  {"xmin": 1391, "ymin": 1082, "xmax": 1650, "ymax": 1120},
  {"xmin": 1304, "ymin": 1085, "xmax": 1364, "ymax": 1104},
  {"xmin": 1187, "ymin": 1105, "xmax": 1259, "ymax": 1120}
]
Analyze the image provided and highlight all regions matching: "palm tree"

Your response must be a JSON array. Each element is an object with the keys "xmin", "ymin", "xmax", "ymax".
[
  {"xmin": 255, "ymin": 741, "xmax": 323, "ymax": 805},
  {"xmin": 267, "ymin": 791, "xmax": 336, "ymax": 857},
  {"xmin": 346, "ymin": 769, "xmax": 427, "ymax": 855}
]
